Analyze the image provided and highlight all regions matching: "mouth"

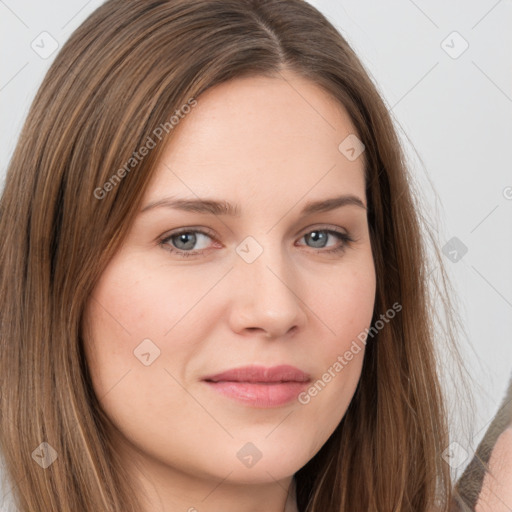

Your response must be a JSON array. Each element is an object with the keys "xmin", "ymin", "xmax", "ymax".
[{"xmin": 202, "ymin": 364, "xmax": 311, "ymax": 408}]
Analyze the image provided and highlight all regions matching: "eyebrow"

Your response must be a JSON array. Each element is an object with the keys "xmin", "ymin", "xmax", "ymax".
[{"xmin": 139, "ymin": 194, "xmax": 367, "ymax": 216}]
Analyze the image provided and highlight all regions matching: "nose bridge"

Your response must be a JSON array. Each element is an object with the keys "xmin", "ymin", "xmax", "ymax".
[
  {"xmin": 229, "ymin": 234, "xmax": 305, "ymax": 336},
  {"xmin": 236, "ymin": 234, "xmax": 291, "ymax": 294}
]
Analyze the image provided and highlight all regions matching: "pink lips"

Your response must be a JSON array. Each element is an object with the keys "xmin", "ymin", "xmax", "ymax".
[{"xmin": 202, "ymin": 364, "xmax": 311, "ymax": 408}]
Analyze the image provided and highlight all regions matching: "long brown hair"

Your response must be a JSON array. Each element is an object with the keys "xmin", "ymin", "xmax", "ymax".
[{"xmin": 0, "ymin": 0, "xmax": 462, "ymax": 510}]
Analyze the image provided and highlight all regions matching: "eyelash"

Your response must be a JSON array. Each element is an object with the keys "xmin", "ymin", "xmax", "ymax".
[{"xmin": 158, "ymin": 227, "xmax": 355, "ymax": 258}]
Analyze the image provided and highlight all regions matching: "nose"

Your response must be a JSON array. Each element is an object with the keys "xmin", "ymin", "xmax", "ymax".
[{"xmin": 227, "ymin": 242, "xmax": 307, "ymax": 339}]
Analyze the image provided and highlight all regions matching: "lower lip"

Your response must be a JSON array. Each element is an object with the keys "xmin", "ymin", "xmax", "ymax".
[{"xmin": 203, "ymin": 381, "xmax": 309, "ymax": 408}]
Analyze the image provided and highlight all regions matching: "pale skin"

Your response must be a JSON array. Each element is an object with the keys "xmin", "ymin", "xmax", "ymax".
[
  {"xmin": 476, "ymin": 427, "xmax": 512, "ymax": 511},
  {"xmin": 82, "ymin": 70, "xmax": 376, "ymax": 512}
]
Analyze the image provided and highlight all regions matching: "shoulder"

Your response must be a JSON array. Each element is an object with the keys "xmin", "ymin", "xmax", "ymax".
[{"xmin": 475, "ymin": 427, "xmax": 512, "ymax": 511}]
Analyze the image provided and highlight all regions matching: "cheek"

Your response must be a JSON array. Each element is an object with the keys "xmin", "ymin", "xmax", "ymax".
[
  {"xmin": 82, "ymin": 252, "xmax": 214, "ymax": 362},
  {"xmin": 81, "ymin": 251, "xmax": 226, "ymax": 425},
  {"xmin": 291, "ymin": 256, "xmax": 375, "ymax": 441},
  {"xmin": 316, "ymin": 255, "xmax": 376, "ymax": 350},
  {"xmin": 81, "ymin": 267, "xmax": 195, "ymax": 444}
]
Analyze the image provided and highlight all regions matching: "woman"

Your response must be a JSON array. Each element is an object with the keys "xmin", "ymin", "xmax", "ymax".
[{"xmin": 0, "ymin": 0, "xmax": 464, "ymax": 510}]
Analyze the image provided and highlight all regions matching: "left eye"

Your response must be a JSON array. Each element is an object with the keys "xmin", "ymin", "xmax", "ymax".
[
  {"xmin": 298, "ymin": 229, "xmax": 352, "ymax": 251},
  {"xmin": 159, "ymin": 228, "xmax": 353, "ymax": 257}
]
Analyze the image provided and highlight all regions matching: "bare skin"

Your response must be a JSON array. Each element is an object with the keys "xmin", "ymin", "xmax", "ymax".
[{"xmin": 476, "ymin": 427, "xmax": 512, "ymax": 512}]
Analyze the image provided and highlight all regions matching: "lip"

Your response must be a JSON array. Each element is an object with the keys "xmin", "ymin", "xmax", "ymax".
[{"xmin": 202, "ymin": 364, "xmax": 311, "ymax": 408}]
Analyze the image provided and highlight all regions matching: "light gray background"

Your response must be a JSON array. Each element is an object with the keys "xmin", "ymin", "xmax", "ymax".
[{"xmin": 1, "ymin": 0, "xmax": 511, "ymax": 507}]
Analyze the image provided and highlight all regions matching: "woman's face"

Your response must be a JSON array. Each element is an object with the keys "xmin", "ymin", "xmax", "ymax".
[{"xmin": 83, "ymin": 70, "xmax": 376, "ymax": 496}]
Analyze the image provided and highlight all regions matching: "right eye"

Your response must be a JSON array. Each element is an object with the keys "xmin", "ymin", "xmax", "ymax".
[{"xmin": 159, "ymin": 228, "xmax": 218, "ymax": 258}]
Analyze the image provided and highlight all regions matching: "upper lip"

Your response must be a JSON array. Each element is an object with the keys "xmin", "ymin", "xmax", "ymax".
[{"xmin": 202, "ymin": 364, "xmax": 311, "ymax": 383}]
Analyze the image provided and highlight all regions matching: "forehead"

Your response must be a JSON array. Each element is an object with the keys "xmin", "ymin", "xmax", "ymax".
[{"xmin": 145, "ymin": 71, "xmax": 365, "ymax": 204}]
